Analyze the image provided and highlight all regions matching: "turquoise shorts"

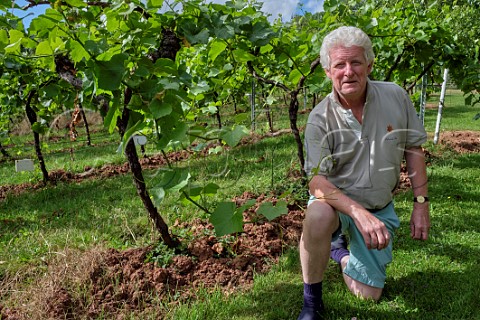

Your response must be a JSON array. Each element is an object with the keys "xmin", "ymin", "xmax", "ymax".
[{"xmin": 308, "ymin": 197, "xmax": 400, "ymax": 288}]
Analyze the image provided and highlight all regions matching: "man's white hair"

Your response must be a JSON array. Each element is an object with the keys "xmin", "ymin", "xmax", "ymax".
[{"xmin": 320, "ymin": 26, "xmax": 375, "ymax": 70}]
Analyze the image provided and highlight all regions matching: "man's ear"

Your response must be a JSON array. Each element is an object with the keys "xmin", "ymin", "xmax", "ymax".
[
  {"xmin": 367, "ymin": 62, "xmax": 374, "ymax": 75},
  {"xmin": 325, "ymin": 68, "xmax": 332, "ymax": 79}
]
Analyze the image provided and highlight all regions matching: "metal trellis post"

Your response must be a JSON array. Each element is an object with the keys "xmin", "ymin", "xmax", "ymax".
[{"xmin": 251, "ymin": 78, "xmax": 256, "ymax": 131}]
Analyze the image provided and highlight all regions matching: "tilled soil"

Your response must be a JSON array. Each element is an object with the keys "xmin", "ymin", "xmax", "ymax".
[
  {"xmin": 439, "ymin": 130, "xmax": 480, "ymax": 153},
  {"xmin": 80, "ymin": 194, "xmax": 304, "ymax": 319},
  {"xmin": 1, "ymin": 193, "xmax": 304, "ymax": 319}
]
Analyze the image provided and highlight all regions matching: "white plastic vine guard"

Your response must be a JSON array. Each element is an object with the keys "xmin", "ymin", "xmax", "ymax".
[{"xmin": 133, "ymin": 135, "xmax": 147, "ymax": 146}]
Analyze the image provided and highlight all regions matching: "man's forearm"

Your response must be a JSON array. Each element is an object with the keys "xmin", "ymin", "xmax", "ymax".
[
  {"xmin": 405, "ymin": 146, "xmax": 430, "ymax": 240},
  {"xmin": 308, "ymin": 174, "xmax": 392, "ymax": 249},
  {"xmin": 404, "ymin": 146, "xmax": 428, "ymax": 197},
  {"xmin": 308, "ymin": 175, "xmax": 367, "ymax": 217}
]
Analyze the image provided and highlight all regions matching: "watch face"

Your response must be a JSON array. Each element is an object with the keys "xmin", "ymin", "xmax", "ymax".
[{"xmin": 417, "ymin": 196, "xmax": 425, "ymax": 203}]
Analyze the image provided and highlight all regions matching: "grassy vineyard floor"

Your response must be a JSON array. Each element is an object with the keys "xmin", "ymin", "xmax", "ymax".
[
  {"xmin": 1, "ymin": 93, "xmax": 480, "ymax": 319},
  {"xmin": 169, "ymin": 134, "xmax": 480, "ymax": 320}
]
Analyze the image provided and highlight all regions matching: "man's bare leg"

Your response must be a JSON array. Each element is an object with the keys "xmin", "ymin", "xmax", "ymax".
[
  {"xmin": 340, "ymin": 256, "xmax": 383, "ymax": 301},
  {"xmin": 298, "ymin": 201, "xmax": 339, "ymax": 320}
]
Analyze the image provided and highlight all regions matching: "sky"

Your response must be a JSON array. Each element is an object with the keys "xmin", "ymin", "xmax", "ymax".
[
  {"xmin": 9, "ymin": 0, "xmax": 49, "ymax": 27},
  {"xmin": 10, "ymin": 0, "xmax": 324, "ymax": 27},
  {"xmin": 209, "ymin": 0, "xmax": 324, "ymax": 22}
]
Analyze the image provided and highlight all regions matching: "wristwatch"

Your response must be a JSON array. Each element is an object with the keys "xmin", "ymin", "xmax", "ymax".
[{"xmin": 414, "ymin": 196, "xmax": 429, "ymax": 203}]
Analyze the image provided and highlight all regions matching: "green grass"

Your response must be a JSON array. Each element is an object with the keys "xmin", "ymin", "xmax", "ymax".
[
  {"xmin": 167, "ymin": 151, "xmax": 480, "ymax": 320},
  {"xmin": 1, "ymin": 92, "xmax": 480, "ymax": 319},
  {"xmin": 0, "ymin": 175, "xmax": 151, "ymax": 272},
  {"xmin": 423, "ymin": 89, "xmax": 480, "ymax": 132}
]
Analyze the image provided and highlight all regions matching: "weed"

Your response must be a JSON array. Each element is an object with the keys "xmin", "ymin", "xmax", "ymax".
[{"xmin": 145, "ymin": 242, "xmax": 177, "ymax": 268}]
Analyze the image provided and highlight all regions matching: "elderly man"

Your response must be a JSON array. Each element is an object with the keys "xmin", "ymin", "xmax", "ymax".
[{"xmin": 298, "ymin": 26, "xmax": 430, "ymax": 319}]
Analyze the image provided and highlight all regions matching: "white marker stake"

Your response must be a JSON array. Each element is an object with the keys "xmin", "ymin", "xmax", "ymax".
[
  {"xmin": 15, "ymin": 159, "xmax": 35, "ymax": 172},
  {"xmin": 433, "ymin": 68, "xmax": 449, "ymax": 145}
]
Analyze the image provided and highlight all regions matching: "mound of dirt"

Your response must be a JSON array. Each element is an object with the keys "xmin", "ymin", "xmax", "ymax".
[
  {"xmin": 438, "ymin": 130, "xmax": 480, "ymax": 153},
  {"xmin": 395, "ymin": 131, "xmax": 480, "ymax": 193},
  {"xmin": 0, "ymin": 193, "xmax": 304, "ymax": 319},
  {"xmin": 84, "ymin": 195, "xmax": 303, "ymax": 318}
]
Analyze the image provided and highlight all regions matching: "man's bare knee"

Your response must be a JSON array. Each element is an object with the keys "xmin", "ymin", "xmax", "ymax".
[
  {"xmin": 356, "ymin": 287, "xmax": 383, "ymax": 301},
  {"xmin": 302, "ymin": 201, "xmax": 339, "ymax": 243},
  {"xmin": 344, "ymin": 274, "xmax": 383, "ymax": 301}
]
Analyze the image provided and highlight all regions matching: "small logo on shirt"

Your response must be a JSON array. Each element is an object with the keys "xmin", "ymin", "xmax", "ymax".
[{"xmin": 385, "ymin": 124, "xmax": 398, "ymax": 141}]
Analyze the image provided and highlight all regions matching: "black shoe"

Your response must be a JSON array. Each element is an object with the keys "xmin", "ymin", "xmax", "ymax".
[{"xmin": 297, "ymin": 306, "xmax": 324, "ymax": 320}]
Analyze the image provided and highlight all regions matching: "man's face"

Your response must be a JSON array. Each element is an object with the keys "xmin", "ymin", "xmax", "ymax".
[{"xmin": 325, "ymin": 45, "xmax": 373, "ymax": 102}]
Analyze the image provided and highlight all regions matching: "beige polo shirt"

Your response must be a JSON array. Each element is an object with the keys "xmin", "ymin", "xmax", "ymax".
[{"xmin": 304, "ymin": 80, "xmax": 427, "ymax": 209}]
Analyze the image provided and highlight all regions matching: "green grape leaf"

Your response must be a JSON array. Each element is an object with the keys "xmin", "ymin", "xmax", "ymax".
[
  {"xmin": 249, "ymin": 21, "xmax": 275, "ymax": 46},
  {"xmin": 149, "ymin": 95, "xmax": 172, "ymax": 119},
  {"xmin": 31, "ymin": 122, "xmax": 48, "ymax": 134},
  {"xmin": 68, "ymin": 40, "xmax": 91, "ymax": 63},
  {"xmin": 208, "ymin": 40, "xmax": 227, "ymax": 63},
  {"xmin": 288, "ymin": 69, "xmax": 302, "ymax": 84},
  {"xmin": 187, "ymin": 29, "xmax": 210, "ymax": 45},
  {"xmin": 36, "ymin": 40, "xmax": 53, "ymax": 56},
  {"xmin": 220, "ymin": 125, "xmax": 249, "ymax": 147},
  {"xmin": 104, "ymin": 103, "xmax": 121, "ymax": 133},
  {"xmin": 147, "ymin": 0, "xmax": 164, "ymax": 8},
  {"xmin": 65, "ymin": 0, "xmax": 87, "ymax": 7},
  {"xmin": 156, "ymin": 168, "xmax": 191, "ymax": 192},
  {"xmin": 232, "ymin": 49, "xmax": 255, "ymax": 63},
  {"xmin": 210, "ymin": 202, "xmax": 244, "ymax": 236},
  {"xmin": 237, "ymin": 199, "xmax": 257, "ymax": 214},
  {"xmin": 95, "ymin": 53, "xmax": 128, "ymax": 91},
  {"xmin": 0, "ymin": 29, "xmax": 8, "ymax": 49},
  {"xmin": 151, "ymin": 187, "xmax": 166, "ymax": 206},
  {"xmin": 203, "ymin": 183, "xmax": 220, "ymax": 195},
  {"xmin": 257, "ymin": 201, "xmax": 288, "ymax": 221}
]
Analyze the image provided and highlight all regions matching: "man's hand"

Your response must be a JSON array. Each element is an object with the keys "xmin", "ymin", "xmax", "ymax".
[
  {"xmin": 352, "ymin": 209, "xmax": 390, "ymax": 250},
  {"xmin": 410, "ymin": 203, "xmax": 430, "ymax": 240},
  {"xmin": 310, "ymin": 175, "xmax": 392, "ymax": 250}
]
